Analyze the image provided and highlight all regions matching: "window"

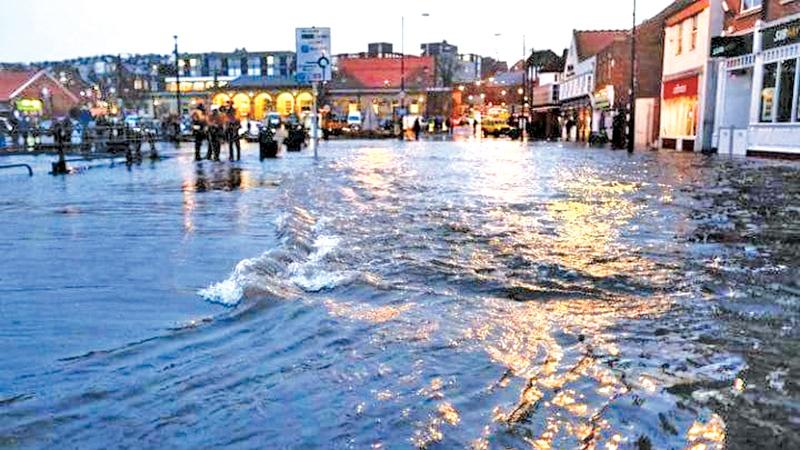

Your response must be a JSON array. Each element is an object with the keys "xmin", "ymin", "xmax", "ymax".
[
  {"xmin": 248, "ymin": 57, "xmax": 261, "ymax": 76},
  {"xmin": 741, "ymin": 0, "xmax": 762, "ymax": 12},
  {"xmin": 690, "ymin": 15, "xmax": 698, "ymax": 51},
  {"xmin": 760, "ymin": 62, "xmax": 777, "ymax": 122},
  {"xmin": 777, "ymin": 59, "xmax": 797, "ymax": 122},
  {"xmin": 676, "ymin": 23, "xmax": 684, "ymax": 55}
]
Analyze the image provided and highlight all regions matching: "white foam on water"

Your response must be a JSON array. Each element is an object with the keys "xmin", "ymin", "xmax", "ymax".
[
  {"xmin": 198, "ymin": 258, "xmax": 256, "ymax": 307},
  {"xmin": 289, "ymin": 235, "xmax": 353, "ymax": 293}
]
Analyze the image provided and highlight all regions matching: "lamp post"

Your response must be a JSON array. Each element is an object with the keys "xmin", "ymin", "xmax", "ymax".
[
  {"xmin": 174, "ymin": 35, "xmax": 181, "ymax": 118},
  {"xmin": 628, "ymin": 0, "xmax": 637, "ymax": 153}
]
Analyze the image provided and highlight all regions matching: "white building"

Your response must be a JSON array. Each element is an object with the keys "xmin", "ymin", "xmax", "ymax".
[
  {"xmin": 713, "ymin": 4, "xmax": 800, "ymax": 156},
  {"xmin": 559, "ymin": 30, "xmax": 626, "ymax": 142},
  {"xmin": 660, "ymin": 0, "xmax": 724, "ymax": 152}
]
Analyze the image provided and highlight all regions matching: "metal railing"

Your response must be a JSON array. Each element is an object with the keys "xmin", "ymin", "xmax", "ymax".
[{"xmin": 0, "ymin": 164, "xmax": 33, "ymax": 176}]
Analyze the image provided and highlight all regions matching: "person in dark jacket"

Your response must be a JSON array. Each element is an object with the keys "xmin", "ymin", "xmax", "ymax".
[
  {"xmin": 207, "ymin": 107, "xmax": 224, "ymax": 161},
  {"xmin": 225, "ymin": 105, "xmax": 241, "ymax": 161},
  {"xmin": 191, "ymin": 104, "xmax": 207, "ymax": 161},
  {"xmin": 412, "ymin": 117, "xmax": 421, "ymax": 141}
]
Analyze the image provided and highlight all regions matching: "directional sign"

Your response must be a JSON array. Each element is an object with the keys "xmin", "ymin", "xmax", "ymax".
[{"xmin": 296, "ymin": 27, "xmax": 332, "ymax": 83}]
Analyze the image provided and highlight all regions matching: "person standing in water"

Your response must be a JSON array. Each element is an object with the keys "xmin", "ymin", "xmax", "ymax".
[
  {"xmin": 226, "ymin": 104, "xmax": 241, "ymax": 161},
  {"xmin": 190, "ymin": 104, "xmax": 207, "ymax": 161}
]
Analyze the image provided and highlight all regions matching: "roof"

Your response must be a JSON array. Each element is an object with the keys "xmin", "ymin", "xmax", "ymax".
[
  {"xmin": 329, "ymin": 56, "xmax": 435, "ymax": 90},
  {"xmin": 228, "ymin": 76, "xmax": 304, "ymax": 88},
  {"xmin": 666, "ymin": 0, "xmax": 709, "ymax": 27},
  {"xmin": 0, "ymin": 70, "xmax": 38, "ymax": 101},
  {"xmin": 574, "ymin": 30, "xmax": 629, "ymax": 61}
]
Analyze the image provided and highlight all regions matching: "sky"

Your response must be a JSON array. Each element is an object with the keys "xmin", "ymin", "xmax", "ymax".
[{"xmin": 1, "ymin": 0, "xmax": 674, "ymax": 65}]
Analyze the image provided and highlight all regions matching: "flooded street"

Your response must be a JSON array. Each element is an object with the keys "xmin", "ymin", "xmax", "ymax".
[{"xmin": 0, "ymin": 140, "xmax": 797, "ymax": 449}]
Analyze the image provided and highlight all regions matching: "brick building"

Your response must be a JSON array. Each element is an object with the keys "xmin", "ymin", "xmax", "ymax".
[
  {"xmin": 326, "ymin": 53, "xmax": 435, "ymax": 119},
  {"xmin": 712, "ymin": 0, "xmax": 800, "ymax": 156},
  {"xmin": 0, "ymin": 70, "xmax": 80, "ymax": 118}
]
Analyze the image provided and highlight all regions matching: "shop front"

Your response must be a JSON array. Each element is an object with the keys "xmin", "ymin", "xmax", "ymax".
[
  {"xmin": 591, "ymin": 85, "xmax": 615, "ymax": 143},
  {"xmin": 711, "ymin": 33, "xmax": 754, "ymax": 156},
  {"xmin": 660, "ymin": 73, "xmax": 700, "ymax": 151},
  {"xmin": 748, "ymin": 17, "xmax": 800, "ymax": 155},
  {"xmin": 560, "ymin": 97, "xmax": 592, "ymax": 142}
]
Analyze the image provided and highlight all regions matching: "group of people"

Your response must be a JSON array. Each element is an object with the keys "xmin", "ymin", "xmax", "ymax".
[{"xmin": 190, "ymin": 103, "xmax": 241, "ymax": 162}]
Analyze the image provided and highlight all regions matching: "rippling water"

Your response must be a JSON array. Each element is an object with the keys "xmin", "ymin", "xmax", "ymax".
[{"xmin": 0, "ymin": 140, "xmax": 797, "ymax": 449}]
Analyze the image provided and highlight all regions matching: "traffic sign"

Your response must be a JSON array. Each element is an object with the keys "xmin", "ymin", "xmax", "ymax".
[{"xmin": 296, "ymin": 27, "xmax": 332, "ymax": 83}]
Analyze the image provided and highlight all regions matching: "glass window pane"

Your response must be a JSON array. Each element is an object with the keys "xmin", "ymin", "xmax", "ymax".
[
  {"xmin": 778, "ymin": 59, "xmax": 796, "ymax": 122},
  {"xmin": 761, "ymin": 62, "xmax": 777, "ymax": 123}
]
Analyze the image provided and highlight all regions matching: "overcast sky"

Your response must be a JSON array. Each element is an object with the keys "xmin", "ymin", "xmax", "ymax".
[{"xmin": 1, "ymin": 0, "xmax": 674, "ymax": 64}]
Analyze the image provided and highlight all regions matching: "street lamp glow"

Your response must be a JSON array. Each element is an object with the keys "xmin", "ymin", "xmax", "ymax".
[{"xmin": 517, "ymin": 88, "xmax": 524, "ymax": 95}]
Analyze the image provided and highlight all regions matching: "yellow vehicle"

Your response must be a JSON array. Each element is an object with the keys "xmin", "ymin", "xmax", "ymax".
[{"xmin": 481, "ymin": 117, "xmax": 515, "ymax": 138}]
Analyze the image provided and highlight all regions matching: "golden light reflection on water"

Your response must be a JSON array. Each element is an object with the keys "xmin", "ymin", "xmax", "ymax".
[
  {"xmin": 323, "ymin": 299, "xmax": 412, "ymax": 324},
  {"xmin": 685, "ymin": 414, "xmax": 726, "ymax": 450}
]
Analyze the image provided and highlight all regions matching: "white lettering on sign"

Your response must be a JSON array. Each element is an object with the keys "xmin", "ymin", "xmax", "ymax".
[{"xmin": 673, "ymin": 84, "xmax": 688, "ymax": 95}]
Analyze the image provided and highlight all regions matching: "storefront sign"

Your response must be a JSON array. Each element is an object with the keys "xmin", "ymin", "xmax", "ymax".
[
  {"xmin": 710, "ymin": 34, "xmax": 753, "ymax": 58},
  {"xmin": 763, "ymin": 19, "xmax": 800, "ymax": 50},
  {"xmin": 15, "ymin": 98, "xmax": 43, "ymax": 112},
  {"xmin": 663, "ymin": 75, "xmax": 699, "ymax": 100},
  {"xmin": 592, "ymin": 85, "xmax": 615, "ymax": 110}
]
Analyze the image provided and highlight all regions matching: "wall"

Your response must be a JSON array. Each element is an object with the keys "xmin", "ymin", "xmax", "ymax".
[{"xmin": 664, "ymin": 7, "xmax": 713, "ymax": 76}]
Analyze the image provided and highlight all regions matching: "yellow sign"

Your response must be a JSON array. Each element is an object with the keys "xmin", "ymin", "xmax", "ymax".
[{"xmin": 16, "ymin": 98, "xmax": 43, "ymax": 112}]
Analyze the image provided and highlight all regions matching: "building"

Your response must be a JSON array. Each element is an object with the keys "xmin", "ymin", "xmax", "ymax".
[
  {"xmin": 160, "ymin": 49, "xmax": 296, "ymax": 115},
  {"xmin": 0, "ymin": 69, "xmax": 80, "ymax": 117},
  {"xmin": 560, "ymin": 29, "xmax": 628, "ymax": 141},
  {"xmin": 368, "ymin": 43, "xmax": 394, "ymax": 56},
  {"xmin": 421, "ymin": 41, "xmax": 459, "ymax": 57},
  {"xmin": 326, "ymin": 52, "xmax": 435, "ymax": 119},
  {"xmin": 659, "ymin": 0, "xmax": 724, "ymax": 151},
  {"xmin": 454, "ymin": 54, "xmax": 484, "ymax": 83},
  {"xmin": 527, "ymin": 50, "xmax": 565, "ymax": 139},
  {"xmin": 712, "ymin": 0, "xmax": 800, "ymax": 156}
]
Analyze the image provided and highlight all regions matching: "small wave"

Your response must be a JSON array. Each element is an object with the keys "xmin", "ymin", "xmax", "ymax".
[
  {"xmin": 198, "ymin": 258, "xmax": 255, "ymax": 306},
  {"xmin": 199, "ymin": 210, "xmax": 353, "ymax": 305}
]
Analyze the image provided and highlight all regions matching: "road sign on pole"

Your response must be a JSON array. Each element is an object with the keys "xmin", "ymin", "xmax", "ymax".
[
  {"xmin": 296, "ymin": 27, "xmax": 332, "ymax": 83},
  {"xmin": 296, "ymin": 27, "xmax": 331, "ymax": 158}
]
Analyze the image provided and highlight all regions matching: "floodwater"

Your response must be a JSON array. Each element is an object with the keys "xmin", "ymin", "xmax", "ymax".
[{"xmin": 0, "ymin": 139, "xmax": 797, "ymax": 449}]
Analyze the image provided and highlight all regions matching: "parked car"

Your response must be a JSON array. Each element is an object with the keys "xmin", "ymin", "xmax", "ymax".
[
  {"xmin": 244, "ymin": 120, "xmax": 262, "ymax": 142},
  {"xmin": 265, "ymin": 112, "xmax": 281, "ymax": 129},
  {"xmin": 347, "ymin": 111, "xmax": 363, "ymax": 130}
]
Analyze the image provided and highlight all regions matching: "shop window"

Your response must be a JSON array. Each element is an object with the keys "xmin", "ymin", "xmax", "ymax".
[
  {"xmin": 777, "ymin": 59, "xmax": 797, "ymax": 123},
  {"xmin": 760, "ymin": 63, "xmax": 777, "ymax": 122},
  {"xmin": 741, "ymin": 0, "xmax": 762, "ymax": 12},
  {"xmin": 676, "ymin": 23, "xmax": 684, "ymax": 55}
]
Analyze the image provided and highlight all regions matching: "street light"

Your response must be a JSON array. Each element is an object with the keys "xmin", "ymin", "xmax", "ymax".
[
  {"xmin": 628, "ymin": 0, "xmax": 637, "ymax": 153},
  {"xmin": 400, "ymin": 12, "xmax": 431, "ymax": 115},
  {"xmin": 174, "ymin": 35, "xmax": 181, "ymax": 118}
]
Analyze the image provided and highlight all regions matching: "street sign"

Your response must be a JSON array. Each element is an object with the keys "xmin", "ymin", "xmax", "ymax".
[{"xmin": 296, "ymin": 27, "xmax": 332, "ymax": 83}]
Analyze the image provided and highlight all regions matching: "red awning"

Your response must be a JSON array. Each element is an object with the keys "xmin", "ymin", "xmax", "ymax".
[{"xmin": 663, "ymin": 75, "xmax": 699, "ymax": 100}]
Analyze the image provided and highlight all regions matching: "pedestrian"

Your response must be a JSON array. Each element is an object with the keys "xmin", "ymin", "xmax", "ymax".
[
  {"xmin": 226, "ymin": 104, "xmax": 241, "ymax": 161},
  {"xmin": 208, "ymin": 106, "xmax": 224, "ymax": 161},
  {"xmin": 191, "ymin": 104, "xmax": 207, "ymax": 161},
  {"xmin": 472, "ymin": 117, "xmax": 478, "ymax": 136},
  {"xmin": 413, "ymin": 117, "xmax": 421, "ymax": 141}
]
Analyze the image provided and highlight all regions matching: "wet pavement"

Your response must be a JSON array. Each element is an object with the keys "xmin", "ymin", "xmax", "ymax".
[{"xmin": 0, "ymin": 139, "xmax": 797, "ymax": 449}]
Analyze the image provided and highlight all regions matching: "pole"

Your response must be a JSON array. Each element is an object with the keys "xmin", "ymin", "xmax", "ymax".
[
  {"xmin": 401, "ymin": 16, "xmax": 405, "ymax": 109},
  {"xmin": 174, "ymin": 35, "xmax": 181, "ymax": 119},
  {"xmin": 312, "ymin": 82, "xmax": 319, "ymax": 158},
  {"xmin": 627, "ymin": 0, "xmax": 636, "ymax": 153}
]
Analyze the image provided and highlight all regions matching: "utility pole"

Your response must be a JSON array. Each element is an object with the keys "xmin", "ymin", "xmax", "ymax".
[
  {"xmin": 401, "ymin": 16, "xmax": 405, "ymax": 112},
  {"xmin": 174, "ymin": 35, "xmax": 181, "ymax": 118},
  {"xmin": 628, "ymin": 0, "xmax": 637, "ymax": 153}
]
